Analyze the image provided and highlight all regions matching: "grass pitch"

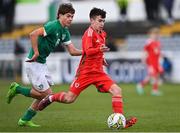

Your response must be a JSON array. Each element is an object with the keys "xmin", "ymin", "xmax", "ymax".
[{"xmin": 0, "ymin": 80, "xmax": 180, "ymax": 132}]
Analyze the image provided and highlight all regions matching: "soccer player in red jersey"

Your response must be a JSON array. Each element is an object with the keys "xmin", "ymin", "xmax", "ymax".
[
  {"xmin": 136, "ymin": 27, "xmax": 164, "ymax": 96},
  {"xmin": 38, "ymin": 7, "xmax": 137, "ymax": 128}
]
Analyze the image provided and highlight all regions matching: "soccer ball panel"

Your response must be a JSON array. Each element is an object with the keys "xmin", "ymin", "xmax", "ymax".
[{"xmin": 107, "ymin": 113, "xmax": 126, "ymax": 129}]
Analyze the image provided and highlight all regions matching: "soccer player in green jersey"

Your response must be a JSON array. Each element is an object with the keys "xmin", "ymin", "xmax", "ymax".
[{"xmin": 6, "ymin": 3, "xmax": 82, "ymax": 127}]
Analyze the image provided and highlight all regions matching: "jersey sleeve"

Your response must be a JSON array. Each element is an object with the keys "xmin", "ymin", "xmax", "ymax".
[
  {"xmin": 144, "ymin": 44, "xmax": 148, "ymax": 51},
  {"xmin": 43, "ymin": 21, "xmax": 56, "ymax": 36},
  {"xmin": 83, "ymin": 30, "xmax": 101, "ymax": 56},
  {"xmin": 62, "ymin": 29, "xmax": 72, "ymax": 45},
  {"xmin": 84, "ymin": 32, "xmax": 93, "ymax": 50},
  {"xmin": 144, "ymin": 39, "xmax": 151, "ymax": 51}
]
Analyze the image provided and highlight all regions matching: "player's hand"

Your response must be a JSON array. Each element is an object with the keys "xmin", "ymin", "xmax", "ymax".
[
  {"xmin": 25, "ymin": 52, "xmax": 39, "ymax": 62},
  {"xmin": 100, "ymin": 45, "xmax": 110, "ymax": 52}
]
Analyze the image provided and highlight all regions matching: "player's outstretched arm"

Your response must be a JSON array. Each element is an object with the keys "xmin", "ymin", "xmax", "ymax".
[
  {"xmin": 141, "ymin": 51, "xmax": 148, "ymax": 64},
  {"xmin": 65, "ymin": 43, "xmax": 82, "ymax": 56}
]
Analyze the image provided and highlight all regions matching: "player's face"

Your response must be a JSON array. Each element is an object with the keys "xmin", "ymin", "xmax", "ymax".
[
  {"xmin": 150, "ymin": 33, "xmax": 160, "ymax": 40},
  {"xmin": 91, "ymin": 15, "xmax": 105, "ymax": 32},
  {"xmin": 59, "ymin": 13, "xmax": 74, "ymax": 27}
]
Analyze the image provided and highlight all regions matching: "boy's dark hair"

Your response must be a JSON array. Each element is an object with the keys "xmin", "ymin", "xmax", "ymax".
[
  {"xmin": 57, "ymin": 3, "xmax": 75, "ymax": 19},
  {"xmin": 89, "ymin": 7, "xmax": 106, "ymax": 19}
]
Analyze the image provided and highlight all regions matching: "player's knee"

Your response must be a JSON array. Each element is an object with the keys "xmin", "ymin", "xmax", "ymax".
[
  {"xmin": 39, "ymin": 89, "xmax": 52, "ymax": 99},
  {"xmin": 64, "ymin": 96, "xmax": 75, "ymax": 103},
  {"xmin": 109, "ymin": 84, "xmax": 122, "ymax": 96},
  {"xmin": 113, "ymin": 88, "xmax": 122, "ymax": 96},
  {"xmin": 64, "ymin": 93, "xmax": 76, "ymax": 103}
]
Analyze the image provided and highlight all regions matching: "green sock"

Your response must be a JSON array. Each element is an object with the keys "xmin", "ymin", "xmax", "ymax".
[
  {"xmin": 16, "ymin": 86, "xmax": 31, "ymax": 97},
  {"xmin": 21, "ymin": 108, "xmax": 37, "ymax": 121}
]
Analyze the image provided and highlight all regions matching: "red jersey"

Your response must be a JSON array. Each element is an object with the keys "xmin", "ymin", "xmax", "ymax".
[
  {"xmin": 144, "ymin": 39, "xmax": 161, "ymax": 67},
  {"xmin": 76, "ymin": 27, "xmax": 106, "ymax": 75}
]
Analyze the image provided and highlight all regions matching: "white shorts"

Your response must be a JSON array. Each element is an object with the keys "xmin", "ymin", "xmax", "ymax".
[{"xmin": 25, "ymin": 61, "xmax": 54, "ymax": 92}]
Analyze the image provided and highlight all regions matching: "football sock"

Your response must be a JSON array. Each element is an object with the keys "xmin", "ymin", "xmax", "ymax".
[
  {"xmin": 51, "ymin": 92, "xmax": 66, "ymax": 102},
  {"xmin": 21, "ymin": 108, "xmax": 37, "ymax": 121},
  {"xmin": 153, "ymin": 81, "xmax": 158, "ymax": 91},
  {"xmin": 112, "ymin": 96, "xmax": 123, "ymax": 114},
  {"xmin": 141, "ymin": 79, "xmax": 149, "ymax": 87},
  {"xmin": 16, "ymin": 85, "xmax": 31, "ymax": 97}
]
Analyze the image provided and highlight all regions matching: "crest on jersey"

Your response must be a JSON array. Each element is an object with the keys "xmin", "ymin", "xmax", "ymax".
[
  {"xmin": 37, "ymin": 84, "xmax": 44, "ymax": 90},
  {"xmin": 96, "ymin": 39, "xmax": 100, "ymax": 43},
  {"xmin": 62, "ymin": 34, "xmax": 66, "ymax": 40},
  {"xmin": 75, "ymin": 83, "xmax": 80, "ymax": 88},
  {"xmin": 55, "ymin": 39, "xmax": 60, "ymax": 46}
]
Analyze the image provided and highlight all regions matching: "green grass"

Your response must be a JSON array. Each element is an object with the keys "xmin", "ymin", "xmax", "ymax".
[{"xmin": 0, "ymin": 80, "xmax": 180, "ymax": 132}]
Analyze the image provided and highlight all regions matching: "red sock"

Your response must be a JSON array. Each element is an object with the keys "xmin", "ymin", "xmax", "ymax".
[
  {"xmin": 51, "ymin": 92, "xmax": 65, "ymax": 102},
  {"xmin": 112, "ymin": 96, "xmax": 123, "ymax": 114},
  {"xmin": 153, "ymin": 82, "xmax": 158, "ymax": 91},
  {"xmin": 141, "ymin": 79, "xmax": 149, "ymax": 87}
]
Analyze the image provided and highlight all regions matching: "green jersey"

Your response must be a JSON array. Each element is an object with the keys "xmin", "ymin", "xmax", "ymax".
[{"xmin": 28, "ymin": 20, "xmax": 71, "ymax": 63}]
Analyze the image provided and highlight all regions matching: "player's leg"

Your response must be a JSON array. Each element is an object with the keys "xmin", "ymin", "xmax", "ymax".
[
  {"xmin": 136, "ymin": 65, "xmax": 152, "ymax": 95},
  {"xmin": 18, "ymin": 86, "xmax": 50, "ymax": 127},
  {"xmin": 17, "ymin": 62, "xmax": 53, "ymax": 127},
  {"xmin": 95, "ymin": 74, "xmax": 137, "ymax": 129},
  {"xmin": 7, "ymin": 82, "xmax": 29, "ymax": 104},
  {"xmin": 38, "ymin": 91, "xmax": 74, "ymax": 111},
  {"xmin": 150, "ymin": 66, "xmax": 163, "ymax": 96},
  {"xmin": 6, "ymin": 82, "xmax": 46, "ymax": 104},
  {"xmin": 51, "ymin": 91, "xmax": 78, "ymax": 103},
  {"xmin": 136, "ymin": 76, "xmax": 149, "ymax": 95},
  {"xmin": 94, "ymin": 74, "xmax": 123, "ymax": 114},
  {"xmin": 7, "ymin": 62, "xmax": 47, "ymax": 103},
  {"xmin": 109, "ymin": 84, "xmax": 137, "ymax": 128},
  {"xmin": 151, "ymin": 75, "xmax": 162, "ymax": 96},
  {"xmin": 7, "ymin": 86, "xmax": 52, "ymax": 127},
  {"xmin": 38, "ymin": 89, "xmax": 78, "ymax": 111},
  {"xmin": 18, "ymin": 87, "xmax": 52, "ymax": 127},
  {"xmin": 108, "ymin": 84, "xmax": 123, "ymax": 114},
  {"xmin": 18, "ymin": 100, "xmax": 41, "ymax": 127},
  {"xmin": 38, "ymin": 75, "xmax": 92, "ymax": 111}
]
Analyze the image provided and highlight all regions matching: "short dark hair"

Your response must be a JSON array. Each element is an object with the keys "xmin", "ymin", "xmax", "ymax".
[
  {"xmin": 57, "ymin": 3, "xmax": 75, "ymax": 19},
  {"xmin": 89, "ymin": 7, "xmax": 106, "ymax": 19}
]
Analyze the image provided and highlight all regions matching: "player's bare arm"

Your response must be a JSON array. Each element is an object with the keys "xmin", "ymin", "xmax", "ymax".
[
  {"xmin": 26, "ymin": 27, "xmax": 44, "ymax": 62},
  {"xmin": 65, "ymin": 43, "xmax": 82, "ymax": 56},
  {"xmin": 141, "ymin": 51, "xmax": 148, "ymax": 64}
]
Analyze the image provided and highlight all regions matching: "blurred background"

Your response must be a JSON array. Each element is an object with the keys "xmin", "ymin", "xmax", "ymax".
[{"xmin": 0, "ymin": 0, "xmax": 180, "ymax": 84}]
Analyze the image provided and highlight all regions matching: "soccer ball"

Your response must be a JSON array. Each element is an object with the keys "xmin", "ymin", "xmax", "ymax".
[{"xmin": 107, "ymin": 113, "xmax": 126, "ymax": 129}]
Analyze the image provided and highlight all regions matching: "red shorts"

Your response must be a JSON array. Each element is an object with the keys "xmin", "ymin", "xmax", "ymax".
[
  {"xmin": 69, "ymin": 72, "xmax": 114, "ymax": 96},
  {"xmin": 147, "ymin": 65, "xmax": 164, "ymax": 77}
]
